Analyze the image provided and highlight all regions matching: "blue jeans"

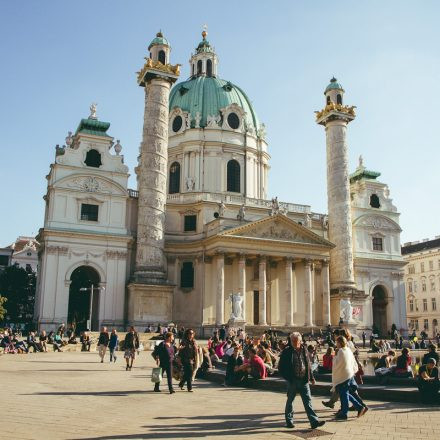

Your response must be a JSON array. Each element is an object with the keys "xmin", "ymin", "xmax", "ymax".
[
  {"xmin": 285, "ymin": 379, "xmax": 319, "ymax": 425},
  {"xmin": 336, "ymin": 377, "xmax": 363, "ymax": 416}
]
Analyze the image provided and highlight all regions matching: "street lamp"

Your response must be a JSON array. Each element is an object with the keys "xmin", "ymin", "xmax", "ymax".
[{"xmin": 79, "ymin": 284, "xmax": 105, "ymax": 331}]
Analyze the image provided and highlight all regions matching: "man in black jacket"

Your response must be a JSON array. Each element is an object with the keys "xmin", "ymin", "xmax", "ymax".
[
  {"xmin": 152, "ymin": 332, "xmax": 176, "ymax": 394},
  {"xmin": 278, "ymin": 332, "xmax": 325, "ymax": 429}
]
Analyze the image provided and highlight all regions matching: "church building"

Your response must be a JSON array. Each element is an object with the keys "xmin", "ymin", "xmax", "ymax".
[{"xmin": 34, "ymin": 31, "xmax": 407, "ymax": 336}]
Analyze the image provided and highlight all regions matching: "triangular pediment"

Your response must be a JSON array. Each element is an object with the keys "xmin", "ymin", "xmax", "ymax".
[{"xmin": 220, "ymin": 214, "xmax": 334, "ymax": 248}]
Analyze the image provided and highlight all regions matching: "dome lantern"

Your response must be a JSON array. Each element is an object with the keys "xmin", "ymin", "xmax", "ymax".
[
  {"xmin": 189, "ymin": 27, "xmax": 218, "ymax": 78},
  {"xmin": 148, "ymin": 31, "xmax": 171, "ymax": 65},
  {"xmin": 324, "ymin": 77, "xmax": 345, "ymax": 106}
]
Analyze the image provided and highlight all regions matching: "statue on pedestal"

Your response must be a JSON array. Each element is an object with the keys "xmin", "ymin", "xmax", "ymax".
[
  {"xmin": 340, "ymin": 298, "xmax": 354, "ymax": 323},
  {"xmin": 229, "ymin": 293, "xmax": 244, "ymax": 320}
]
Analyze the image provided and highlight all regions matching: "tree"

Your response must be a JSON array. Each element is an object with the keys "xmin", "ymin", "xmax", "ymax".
[
  {"xmin": 0, "ymin": 265, "xmax": 36, "ymax": 325},
  {"xmin": 0, "ymin": 295, "xmax": 7, "ymax": 321}
]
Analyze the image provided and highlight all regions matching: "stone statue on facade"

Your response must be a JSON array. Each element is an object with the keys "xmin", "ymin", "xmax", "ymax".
[
  {"xmin": 185, "ymin": 176, "xmax": 195, "ymax": 191},
  {"xmin": 237, "ymin": 204, "xmax": 246, "ymax": 221},
  {"xmin": 114, "ymin": 139, "xmax": 122, "ymax": 155},
  {"xmin": 321, "ymin": 214, "xmax": 329, "ymax": 230},
  {"xmin": 340, "ymin": 298, "xmax": 354, "ymax": 323},
  {"xmin": 257, "ymin": 123, "xmax": 266, "ymax": 139},
  {"xmin": 65, "ymin": 131, "xmax": 73, "ymax": 148},
  {"xmin": 229, "ymin": 293, "xmax": 244, "ymax": 320},
  {"xmin": 89, "ymin": 103, "xmax": 97, "ymax": 120},
  {"xmin": 186, "ymin": 112, "xmax": 192, "ymax": 129},
  {"xmin": 218, "ymin": 200, "xmax": 226, "ymax": 217},
  {"xmin": 194, "ymin": 112, "xmax": 201, "ymax": 128},
  {"xmin": 305, "ymin": 213, "xmax": 312, "ymax": 228},
  {"xmin": 270, "ymin": 197, "xmax": 280, "ymax": 216}
]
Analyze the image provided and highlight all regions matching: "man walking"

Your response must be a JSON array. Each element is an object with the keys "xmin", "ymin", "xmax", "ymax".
[
  {"xmin": 278, "ymin": 332, "xmax": 325, "ymax": 429},
  {"xmin": 98, "ymin": 327, "xmax": 110, "ymax": 363}
]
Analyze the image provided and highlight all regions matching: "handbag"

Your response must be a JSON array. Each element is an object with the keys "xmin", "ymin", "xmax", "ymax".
[{"xmin": 151, "ymin": 367, "xmax": 163, "ymax": 383}]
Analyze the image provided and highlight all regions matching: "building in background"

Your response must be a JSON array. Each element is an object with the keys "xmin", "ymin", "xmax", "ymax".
[
  {"xmin": 0, "ymin": 237, "xmax": 39, "ymax": 272},
  {"xmin": 402, "ymin": 237, "xmax": 440, "ymax": 337},
  {"xmin": 0, "ymin": 247, "xmax": 13, "ymax": 271}
]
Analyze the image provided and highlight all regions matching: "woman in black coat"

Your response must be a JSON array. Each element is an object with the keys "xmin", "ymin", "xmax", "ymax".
[{"xmin": 152, "ymin": 332, "xmax": 176, "ymax": 394}]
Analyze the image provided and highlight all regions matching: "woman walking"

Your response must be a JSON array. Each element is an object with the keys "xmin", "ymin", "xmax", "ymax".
[
  {"xmin": 332, "ymin": 336, "xmax": 367, "ymax": 420},
  {"xmin": 123, "ymin": 326, "xmax": 139, "ymax": 371},
  {"xmin": 109, "ymin": 329, "xmax": 119, "ymax": 363},
  {"xmin": 178, "ymin": 329, "xmax": 198, "ymax": 392},
  {"xmin": 152, "ymin": 332, "xmax": 176, "ymax": 394}
]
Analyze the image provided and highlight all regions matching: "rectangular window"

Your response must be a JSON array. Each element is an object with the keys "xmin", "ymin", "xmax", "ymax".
[
  {"xmin": 81, "ymin": 204, "xmax": 99, "ymax": 221},
  {"xmin": 0, "ymin": 255, "xmax": 9, "ymax": 266},
  {"xmin": 421, "ymin": 262, "xmax": 425, "ymax": 272},
  {"xmin": 409, "ymin": 299, "xmax": 414, "ymax": 312},
  {"xmin": 180, "ymin": 261, "xmax": 194, "ymax": 288},
  {"xmin": 423, "ymin": 299, "xmax": 428, "ymax": 311},
  {"xmin": 429, "ymin": 260, "xmax": 434, "ymax": 271},
  {"xmin": 424, "ymin": 319, "xmax": 429, "ymax": 329},
  {"xmin": 432, "ymin": 298, "xmax": 437, "ymax": 311},
  {"xmin": 184, "ymin": 215, "xmax": 197, "ymax": 232},
  {"xmin": 408, "ymin": 265, "xmax": 415, "ymax": 274},
  {"xmin": 372, "ymin": 237, "xmax": 383, "ymax": 251}
]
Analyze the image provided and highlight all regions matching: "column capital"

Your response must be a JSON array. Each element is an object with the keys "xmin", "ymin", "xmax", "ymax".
[
  {"xmin": 238, "ymin": 253, "xmax": 247, "ymax": 262},
  {"xmin": 258, "ymin": 255, "xmax": 267, "ymax": 263},
  {"xmin": 321, "ymin": 258, "xmax": 330, "ymax": 267},
  {"xmin": 215, "ymin": 250, "xmax": 226, "ymax": 257},
  {"xmin": 303, "ymin": 258, "xmax": 312, "ymax": 267},
  {"xmin": 285, "ymin": 256, "xmax": 294, "ymax": 263}
]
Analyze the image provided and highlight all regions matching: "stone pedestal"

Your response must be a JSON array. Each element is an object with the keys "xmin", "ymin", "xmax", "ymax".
[
  {"xmin": 127, "ymin": 283, "xmax": 174, "ymax": 327},
  {"xmin": 227, "ymin": 318, "xmax": 246, "ymax": 335}
]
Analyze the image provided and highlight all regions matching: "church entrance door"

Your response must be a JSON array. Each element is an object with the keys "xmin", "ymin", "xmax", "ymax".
[
  {"xmin": 68, "ymin": 266, "xmax": 101, "ymax": 333},
  {"xmin": 372, "ymin": 285, "xmax": 388, "ymax": 337},
  {"xmin": 253, "ymin": 290, "xmax": 259, "ymax": 325}
]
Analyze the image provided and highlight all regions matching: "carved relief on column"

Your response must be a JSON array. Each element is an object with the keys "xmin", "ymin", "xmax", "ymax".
[
  {"xmin": 322, "ymin": 259, "xmax": 331, "ymax": 326},
  {"xmin": 304, "ymin": 258, "xmax": 313, "ymax": 327},
  {"xmin": 216, "ymin": 252, "xmax": 225, "ymax": 325},
  {"xmin": 285, "ymin": 257, "xmax": 294, "ymax": 326},
  {"xmin": 135, "ymin": 77, "xmax": 172, "ymax": 278},
  {"xmin": 259, "ymin": 256, "xmax": 267, "ymax": 326},
  {"xmin": 238, "ymin": 253, "xmax": 246, "ymax": 322}
]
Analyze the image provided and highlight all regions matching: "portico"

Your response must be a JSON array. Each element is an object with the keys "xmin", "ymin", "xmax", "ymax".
[{"xmin": 166, "ymin": 214, "xmax": 334, "ymax": 335}]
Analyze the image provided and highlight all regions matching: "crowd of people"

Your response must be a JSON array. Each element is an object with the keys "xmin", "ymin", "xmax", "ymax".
[{"xmin": 2, "ymin": 322, "xmax": 439, "ymax": 414}]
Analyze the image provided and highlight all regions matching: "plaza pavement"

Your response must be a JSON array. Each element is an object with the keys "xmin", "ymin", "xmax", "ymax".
[{"xmin": 0, "ymin": 351, "xmax": 439, "ymax": 440}]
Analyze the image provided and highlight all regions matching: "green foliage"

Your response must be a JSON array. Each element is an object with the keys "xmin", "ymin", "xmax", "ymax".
[
  {"xmin": 0, "ymin": 295, "xmax": 7, "ymax": 321},
  {"xmin": 0, "ymin": 265, "xmax": 36, "ymax": 324}
]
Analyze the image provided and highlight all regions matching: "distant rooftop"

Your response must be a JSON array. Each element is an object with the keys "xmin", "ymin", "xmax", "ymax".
[{"xmin": 401, "ymin": 236, "xmax": 440, "ymax": 255}]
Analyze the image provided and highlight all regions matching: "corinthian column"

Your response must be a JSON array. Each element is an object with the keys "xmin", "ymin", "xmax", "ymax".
[
  {"xmin": 135, "ymin": 78, "xmax": 171, "ymax": 281},
  {"xmin": 238, "ymin": 254, "xmax": 246, "ymax": 322},
  {"xmin": 216, "ymin": 252, "xmax": 225, "ymax": 325},
  {"xmin": 322, "ymin": 259, "xmax": 331, "ymax": 326},
  {"xmin": 259, "ymin": 256, "xmax": 267, "ymax": 326},
  {"xmin": 285, "ymin": 257, "xmax": 294, "ymax": 326},
  {"xmin": 304, "ymin": 259, "xmax": 313, "ymax": 327}
]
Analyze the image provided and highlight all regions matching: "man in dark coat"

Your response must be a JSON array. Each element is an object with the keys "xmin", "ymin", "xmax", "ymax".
[
  {"xmin": 152, "ymin": 332, "xmax": 176, "ymax": 393},
  {"xmin": 278, "ymin": 332, "xmax": 325, "ymax": 429}
]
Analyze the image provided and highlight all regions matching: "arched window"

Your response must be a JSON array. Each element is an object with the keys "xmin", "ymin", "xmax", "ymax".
[
  {"xmin": 326, "ymin": 96, "xmax": 331, "ymax": 105},
  {"xmin": 169, "ymin": 162, "xmax": 180, "ymax": 194},
  {"xmin": 207, "ymin": 59, "xmax": 212, "ymax": 77},
  {"xmin": 337, "ymin": 94, "xmax": 342, "ymax": 105},
  {"xmin": 227, "ymin": 160, "xmax": 240, "ymax": 193},
  {"xmin": 84, "ymin": 149, "xmax": 102, "ymax": 168},
  {"xmin": 370, "ymin": 194, "xmax": 380, "ymax": 208},
  {"xmin": 197, "ymin": 60, "xmax": 202, "ymax": 75},
  {"xmin": 158, "ymin": 50, "xmax": 166, "ymax": 64}
]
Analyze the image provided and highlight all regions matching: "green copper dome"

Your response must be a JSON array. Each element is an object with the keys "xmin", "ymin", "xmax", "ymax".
[
  {"xmin": 169, "ymin": 76, "xmax": 261, "ymax": 131},
  {"xmin": 325, "ymin": 77, "xmax": 344, "ymax": 94},
  {"xmin": 148, "ymin": 32, "xmax": 170, "ymax": 50}
]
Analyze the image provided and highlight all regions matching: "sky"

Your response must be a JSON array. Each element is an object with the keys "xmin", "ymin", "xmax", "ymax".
[{"xmin": 1, "ymin": 0, "xmax": 439, "ymax": 245}]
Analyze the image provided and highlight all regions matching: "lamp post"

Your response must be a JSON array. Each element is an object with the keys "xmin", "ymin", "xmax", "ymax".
[{"xmin": 79, "ymin": 284, "xmax": 105, "ymax": 331}]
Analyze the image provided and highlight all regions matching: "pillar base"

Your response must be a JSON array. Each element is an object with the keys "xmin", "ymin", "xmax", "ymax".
[
  {"xmin": 127, "ymin": 282, "xmax": 174, "ymax": 328},
  {"xmin": 330, "ymin": 286, "xmax": 367, "ymax": 331}
]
